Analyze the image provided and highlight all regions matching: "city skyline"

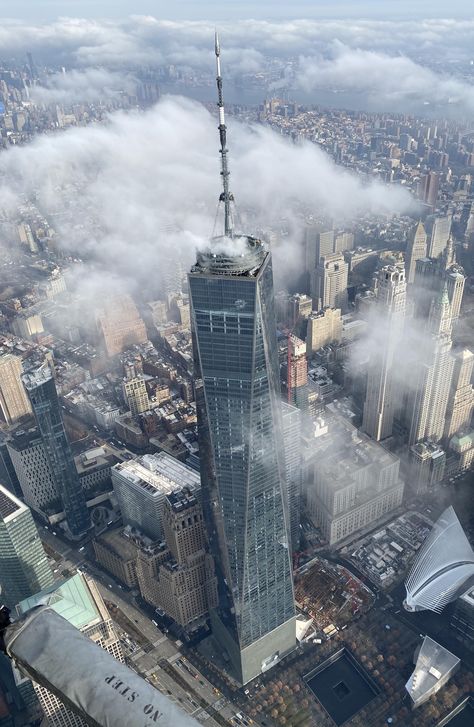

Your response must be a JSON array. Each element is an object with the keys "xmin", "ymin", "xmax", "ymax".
[{"xmin": 0, "ymin": 16, "xmax": 473, "ymax": 727}]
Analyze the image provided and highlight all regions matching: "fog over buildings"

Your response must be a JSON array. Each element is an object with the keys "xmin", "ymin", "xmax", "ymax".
[{"xmin": 0, "ymin": 7, "xmax": 474, "ymax": 727}]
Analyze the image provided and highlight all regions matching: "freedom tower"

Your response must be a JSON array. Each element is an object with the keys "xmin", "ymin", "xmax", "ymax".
[{"xmin": 188, "ymin": 35, "xmax": 295, "ymax": 684}]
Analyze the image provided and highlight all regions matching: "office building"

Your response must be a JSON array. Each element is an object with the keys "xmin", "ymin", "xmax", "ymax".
[
  {"xmin": 333, "ymin": 230, "xmax": 354, "ymax": 254},
  {"xmin": 305, "ymin": 417, "xmax": 404, "ymax": 545},
  {"xmin": 186, "ymin": 40, "xmax": 295, "ymax": 683},
  {"xmin": 16, "ymin": 574, "xmax": 123, "ymax": 727},
  {"xmin": 0, "ymin": 355, "xmax": 31, "ymax": 424},
  {"xmin": 408, "ymin": 441, "xmax": 446, "ymax": 496},
  {"xmin": 405, "ymin": 637, "xmax": 459, "ymax": 709},
  {"xmin": 97, "ymin": 294, "xmax": 147, "ymax": 358},
  {"xmin": 362, "ymin": 265, "xmax": 406, "ymax": 442},
  {"xmin": 122, "ymin": 376, "xmax": 150, "ymax": 416},
  {"xmin": 288, "ymin": 293, "xmax": 312, "ymax": 325},
  {"xmin": 306, "ymin": 307, "xmax": 343, "ymax": 354},
  {"xmin": 404, "ymin": 506, "xmax": 474, "ymax": 613},
  {"xmin": 451, "ymin": 587, "xmax": 474, "ymax": 652},
  {"xmin": 6, "ymin": 427, "xmax": 58, "ymax": 513},
  {"xmin": 286, "ymin": 335, "xmax": 308, "ymax": 411},
  {"xmin": 405, "ymin": 222, "xmax": 427, "ymax": 284},
  {"xmin": 137, "ymin": 488, "xmax": 218, "ymax": 629},
  {"xmin": 0, "ymin": 483, "xmax": 53, "ymax": 609},
  {"xmin": 428, "ymin": 215, "xmax": 452, "ymax": 259},
  {"xmin": 112, "ymin": 452, "xmax": 200, "ymax": 542},
  {"xmin": 310, "ymin": 253, "xmax": 348, "ymax": 311},
  {"xmin": 189, "ymin": 234, "xmax": 296, "ymax": 682},
  {"xmin": 445, "ymin": 265, "xmax": 466, "ymax": 320},
  {"xmin": 419, "ymin": 171, "xmax": 440, "ymax": 209},
  {"xmin": 406, "ymin": 287, "xmax": 454, "ymax": 445},
  {"xmin": 444, "ymin": 348, "xmax": 474, "ymax": 439},
  {"xmin": 281, "ymin": 403, "xmax": 302, "ymax": 553},
  {"xmin": 92, "ymin": 528, "xmax": 139, "ymax": 588},
  {"xmin": 22, "ymin": 365, "xmax": 90, "ymax": 537},
  {"xmin": 11, "ymin": 310, "xmax": 43, "ymax": 340},
  {"xmin": 304, "ymin": 224, "xmax": 334, "ymax": 271}
]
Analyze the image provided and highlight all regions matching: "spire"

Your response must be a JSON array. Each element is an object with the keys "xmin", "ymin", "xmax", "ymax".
[
  {"xmin": 215, "ymin": 31, "xmax": 234, "ymax": 238},
  {"xmin": 429, "ymin": 282, "xmax": 452, "ymax": 335}
]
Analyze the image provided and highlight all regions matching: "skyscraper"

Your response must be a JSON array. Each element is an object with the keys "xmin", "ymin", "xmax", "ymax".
[
  {"xmin": 0, "ymin": 483, "xmax": 53, "ymax": 609},
  {"xmin": 22, "ymin": 365, "xmax": 90, "ymax": 537},
  {"xmin": 281, "ymin": 402, "xmax": 302, "ymax": 554},
  {"xmin": 406, "ymin": 287, "xmax": 454, "ymax": 445},
  {"xmin": 405, "ymin": 222, "xmax": 427, "ymax": 284},
  {"xmin": 428, "ymin": 215, "xmax": 452, "ymax": 259},
  {"xmin": 419, "ymin": 171, "xmax": 440, "ymax": 210},
  {"xmin": 444, "ymin": 348, "xmax": 474, "ymax": 439},
  {"xmin": 0, "ymin": 354, "xmax": 32, "ymax": 425},
  {"xmin": 362, "ymin": 265, "xmax": 407, "ymax": 442},
  {"xmin": 187, "ymin": 35, "xmax": 295, "ymax": 684},
  {"xmin": 286, "ymin": 334, "xmax": 308, "ymax": 411},
  {"xmin": 310, "ymin": 253, "xmax": 349, "ymax": 310}
]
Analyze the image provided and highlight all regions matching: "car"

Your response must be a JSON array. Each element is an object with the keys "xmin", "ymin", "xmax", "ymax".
[
  {"xmin": 108, "ymin": 584, "xmax": 113, "ymax": 588},
  {"xmin": 152, "ymin": 620, "xmax": 158, "ymax": 627},
  {"xmin": 79, "ymin": 546, "xmax": 85, "ymax": 552}
]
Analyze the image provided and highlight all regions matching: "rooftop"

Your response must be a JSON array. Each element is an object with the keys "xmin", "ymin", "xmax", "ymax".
[
  {"xmin": 113, "ymin": 452, "xmax": 200, "ymax": 498},
  {"xmin": 16, "ymin": 573, "xmax": 103, "ymax": 630},
  {"xmin": 406, "ymin": 636, "xmax": 460, "ymax": 707},
  {"xmin": 0, "ymin": 483, "xmax": 23, "ymax": 520},
  {"xmin": 21, "ymin": 363, "xmax": 53, "ymax": 390},
  {"xmin": 191, "ymin": 234, "xmax": 266, "ymax": 277}
]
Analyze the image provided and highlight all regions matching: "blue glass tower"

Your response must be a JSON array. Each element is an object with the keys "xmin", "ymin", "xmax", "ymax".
[
  {"xmin": 22, "ymin": 365, "xmax": 90, "ymax": 537},
  {"xmin": 189, "ymin": 240, "xmax": 296, "ymax": 684}
]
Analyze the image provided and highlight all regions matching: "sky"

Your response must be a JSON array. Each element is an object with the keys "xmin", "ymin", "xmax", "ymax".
[{"xmin": 1, "ymin": 1, "xmax": 473, "ymax": 21}]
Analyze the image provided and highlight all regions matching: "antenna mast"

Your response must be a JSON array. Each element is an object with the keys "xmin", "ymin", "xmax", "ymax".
[{"xmin": 215, "ymin": 32, "xmax": 234, "ymax": 238}]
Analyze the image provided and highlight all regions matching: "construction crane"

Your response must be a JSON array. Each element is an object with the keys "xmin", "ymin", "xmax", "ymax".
[{"xmin": 0, "ymin": 603, "xmax": 200, "ymax": 727}]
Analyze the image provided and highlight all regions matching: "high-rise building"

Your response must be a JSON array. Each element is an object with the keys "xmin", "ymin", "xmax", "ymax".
[
  {"xmin": 419, "ymin": 171, "xmax": 440, "ymax": 210},
  {"xmin": 304, "ymin": 224, "xmax": 334, "ymax": 272},
  {"xmin": 16, "ymin": 574, "xmax": 123, "ymax": 727},
  {"xmin": 306, "ymin": 307, "xmax": 343, "ymax": 353},
  {"xmin": 406, "ymin": 287, "xmax": 454, "ymax": 445},
  {"xmin": 404, "ymin": 506, "xmax": 474, "ymax": 613},
  {"xmin": 405, "ymin": 222, "xmax": 427, "ymax": 284},
  {"xmin": 97, "ymin": 294, "xmax": 148, "ymax": 358},
  {"xmin": 22, "ymin": 365, "xmax": 90, "ymax": 537},
  {"xmin": 310, "ymin": 253, "xmax": 348, "ymax": 311},
  {"xmin": 137, "ymin": 487, "xmax": 218, "ymax": 629},
  {"xmin": 0, "ymin": 483, "xmax": 53, "ymax": 609},
  {"xmin": 6, "ymin": 427, "xmax": 58, "ymax": 513},
  {"xmin": 286, "ymin": 335, "xmax": 308, "ymax": 411},
  {"xmin": 287, "ymin": 293, "xmax": 312, "ymax": 326},
  {"xmin": 444, "ymin": 348, "xmax": 474, "ymax": 439},
  {"xmin": 112, "ymin": 452, "xmax": 200, "ymax": 542},
  {"xmin": 408, "ymin": 441, "xmax": 446, "ymax": 496},
  {"xmin": 281, "ymin": 403, "xmax": 302, "ymax": 554},
  {"xmin": 187, "ymin": 35, "xmax": 294, "ymax": 685},
  {"xmin": 428, "ymin": 215, "xmax": 452, "ymax": 258},
  {"xmin": 0, "ymin": 355, "xmax": 32, "ymax": 424},
  {"xmin": 362, "ymin": 265, "xmax": 406, "ymax": 442},
  {"xmin": 122, "ymin": 376, "xmax": 150, "ymax": 416},
  {"xmin": 445, "ymin": 265, "xmax": 466, "ymax": 320}
]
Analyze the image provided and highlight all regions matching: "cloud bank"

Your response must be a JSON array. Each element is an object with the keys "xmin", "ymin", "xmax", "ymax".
[{"xmin": 0, "ymin": 96, "xmax": 412, "ymax": 296}]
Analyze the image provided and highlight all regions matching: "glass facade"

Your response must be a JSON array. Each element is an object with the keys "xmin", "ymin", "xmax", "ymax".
[
  {"xmin": 189, "ymin": 240, "xmax": 295, "ymax": 681},
  {"xmin": 22, "ymin": 367, "xmax": 90, "ymax": 537}
]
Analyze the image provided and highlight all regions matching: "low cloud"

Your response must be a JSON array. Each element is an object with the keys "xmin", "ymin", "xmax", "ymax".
[
  {"xmin": 0, "ymin": 96, "xmax": 412, "ymax": 300},
  {"xmin": 30, "ymin": 68, "xmax": 137, "ymax": 105},
  {"xmin": 297, "ymin": 44, "xmax": 474, "ymax": 114}
]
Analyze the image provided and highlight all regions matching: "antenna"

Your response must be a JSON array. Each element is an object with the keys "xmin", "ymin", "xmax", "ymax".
[{"xmin": 215, "ymin": 31, "xmax": 234, "ymax": 238}]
